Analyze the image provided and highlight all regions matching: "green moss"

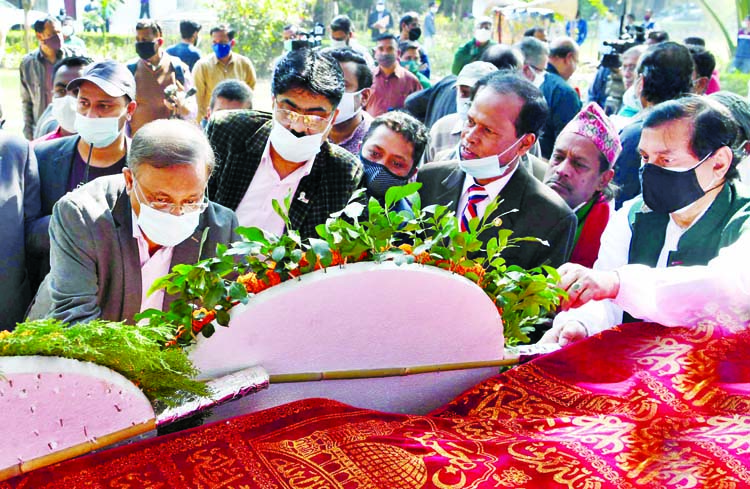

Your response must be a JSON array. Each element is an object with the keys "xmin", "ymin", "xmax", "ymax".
[{"xmin": 0, "ymin": 319, "xmax": 208, "ymax": 407}]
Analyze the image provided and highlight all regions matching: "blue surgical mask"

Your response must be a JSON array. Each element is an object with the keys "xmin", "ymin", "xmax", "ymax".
[{"xmin": 212, "ymin": 42, "xmax": 232, "ymax": 59}]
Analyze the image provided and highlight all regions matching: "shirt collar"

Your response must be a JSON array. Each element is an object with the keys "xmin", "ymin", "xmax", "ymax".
[{"xmin": 461, "ymin": 160, "xmax": 520, "ymax": 202}]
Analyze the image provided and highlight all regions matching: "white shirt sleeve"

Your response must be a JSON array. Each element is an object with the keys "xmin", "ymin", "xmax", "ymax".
[
  {"xmin": 615, "ymin": 233, "xmax": 750, "ymax": 327},
  {"xmin": 553, "ymin": 200, "xmax": 635, "ymax": 334}
]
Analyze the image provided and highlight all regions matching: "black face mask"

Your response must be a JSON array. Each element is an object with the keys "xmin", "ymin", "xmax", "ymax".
[
  {"xmin": 640, "ymin": 153, "xmax": 712, "ymax": 213},
  {"xmin": 361, "ymin": 154, "xmax": 410, "ymax": 200},
  {"xmin": 408, "ymin": 27, "xmax": 422, "ymax": 41},
  {"xmin": 135, "ymin": 41, "xmax": 158, "ymax": 60}
]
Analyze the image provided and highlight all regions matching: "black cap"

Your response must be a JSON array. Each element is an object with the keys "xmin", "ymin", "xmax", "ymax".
[{"xmin": 67, "ymin": 60, "xmax": 136, "ymax": 101}]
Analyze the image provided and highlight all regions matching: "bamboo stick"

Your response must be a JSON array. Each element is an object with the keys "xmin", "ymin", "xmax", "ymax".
[
  {"xmin": 269, "ymin": 357, "xmax": 519, "ymax": 384},
  {"xmin": 0, "ymin": 419, "xmax": 157, "ymax": 482}
]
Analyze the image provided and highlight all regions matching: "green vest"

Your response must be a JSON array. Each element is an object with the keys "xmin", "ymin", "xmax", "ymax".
[{"xmin": 625, "ymin": 181, "xmax": 750, "ymax": 322}]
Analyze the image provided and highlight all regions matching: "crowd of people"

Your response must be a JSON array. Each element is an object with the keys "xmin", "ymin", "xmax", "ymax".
[{"xmin": 2, "ymin": 4, "xmax": 750, "ymax": 353}]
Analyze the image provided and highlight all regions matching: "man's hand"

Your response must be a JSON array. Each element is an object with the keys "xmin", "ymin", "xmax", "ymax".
[
  {"xmin": 539, "ymin": 321, "xmax": 588, "ymax": 346},
  {"xmin": 558, "ymin": 263, "xmax": 620, "ymax": 311}
]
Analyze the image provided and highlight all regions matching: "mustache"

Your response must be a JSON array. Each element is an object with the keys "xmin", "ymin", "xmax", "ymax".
[{"xmin": 546, "ymin": 176, "xmax": 571, "ymax": 192}]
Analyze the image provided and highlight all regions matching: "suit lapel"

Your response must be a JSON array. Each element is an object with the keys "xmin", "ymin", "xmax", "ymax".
[
  {"xmin": 287, "ymin": 144, "xmax": 328, "ymax": 232},
  {"xmin": 436, "ymin": 164, "xmax": 466, "ymax": 212},
  {"xmin": 111, "ymin": 191, "xmax": 142, "ymax": 323},
  {"xmin": 484, "ymin": 165, "xmax": 530, "ymax": 232},
  {"xmin": 47, "ymin": 137, "xmax": 79, "ymax": 210}
]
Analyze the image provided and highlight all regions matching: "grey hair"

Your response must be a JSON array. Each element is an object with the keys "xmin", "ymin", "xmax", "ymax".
[
  {"xmin": 127, "ymin": 119, "xmax": 215, "ymax": 174},
  {"xmin": 516, "ymin": 37, "xmax": 549, "ymax": 68}
]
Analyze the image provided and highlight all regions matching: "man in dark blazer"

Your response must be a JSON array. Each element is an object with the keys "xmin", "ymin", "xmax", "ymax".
[
  {"xmin": 418, "ymin": 72, "xmax": 576, "ymax": 269},
  {"xmin": 28, "ymin": 120, "xmax": 237, "ymax": 325},
  {"xmin": 206, "ymin": 48, "xmax": 362, "ymax": 239},
  {"xmin": 0, "ymin": 132, "xmax": 40, "ymax": 330},
  {"xmin": 28, "ymin": 60, "xmax": 136, "ymax": 289}
]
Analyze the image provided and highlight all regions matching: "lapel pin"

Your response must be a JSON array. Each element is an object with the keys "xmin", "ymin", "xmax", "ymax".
[{"xmin": 297, "ymin": 192, "xmax": 309, "ymax": 204}]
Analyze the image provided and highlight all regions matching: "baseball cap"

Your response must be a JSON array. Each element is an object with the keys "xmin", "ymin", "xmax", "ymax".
[
  {"xmin": 456, "ymin": 61, "xmax": 498, "ymax": 88},
  {"xmin": 67, "ymin": 59, "xmax": 136, "ymax": 101}
]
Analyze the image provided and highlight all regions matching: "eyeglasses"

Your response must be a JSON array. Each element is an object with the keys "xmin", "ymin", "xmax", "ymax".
[
  {"xmin": 275, "ymin": 107, "xmax": 332, "ymax": 133},
  {"xmin": 527, "ymin": 64, "xmax": 545, "ymax": 74},
  {"xmin": 133, "ymin": 180, "xmax": 209, "ymax": 215}
]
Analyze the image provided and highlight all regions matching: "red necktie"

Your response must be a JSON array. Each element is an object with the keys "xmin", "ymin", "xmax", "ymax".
[{"xmin": 460, "ymin": 184, "xmax": 488, "ymax": 232}]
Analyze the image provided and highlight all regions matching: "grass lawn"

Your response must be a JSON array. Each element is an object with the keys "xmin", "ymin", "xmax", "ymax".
[{"xmin": 1, "ymin": 67, "xmax": 23, "ymax": 138}]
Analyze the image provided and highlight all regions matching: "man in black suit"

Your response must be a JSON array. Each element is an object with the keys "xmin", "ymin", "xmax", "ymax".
[
  {"xmin": 418, "ymin": 72, "xmax": 576, "ymax": 269},
  {"xmin": 206, "ymin": 48, "xmax": 362, "ymax": 239}
]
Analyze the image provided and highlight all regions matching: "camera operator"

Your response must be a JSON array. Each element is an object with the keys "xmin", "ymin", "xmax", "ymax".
[{"xmin": 588, "ymin": 26, "xmax": 645, "ymax": 116}]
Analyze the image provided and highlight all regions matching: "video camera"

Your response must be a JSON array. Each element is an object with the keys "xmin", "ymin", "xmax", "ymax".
[
  {"xmin": 600, "ymin": 26, "xmax": 646, "ymax": 69},
  {"xmin": 291, "ymin": 23, "xmax": 326, "ymax": 51}
]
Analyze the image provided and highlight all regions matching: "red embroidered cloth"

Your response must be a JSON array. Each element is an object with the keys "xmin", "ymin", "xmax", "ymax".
[{"xmin": 4, "ymin": 322, "xmax": 750, "ymax": 488}]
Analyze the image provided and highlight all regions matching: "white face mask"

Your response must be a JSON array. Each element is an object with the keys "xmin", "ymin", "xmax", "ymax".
[
  {"xmin": 456, "ymin": 96, "xmax": 471, "ymax": 120},
  {"xmin": 269, "ymin": 118, "xmax": 331, "ymax": 163},
  {"xmin": 532, "ymin": 70, "xmax": 546, "ymax": 88},
  {"xmin": 335, "ymin": 90, "xmax": 363, "ymax": 124},
  {"xmin": 74, "ymin": 112, "xmax": 123, "ymax": 148},
  {"xmin": 133, "ymin": 181, "xmax": 204, "ymax": 247},
  {"xmin": 330, "ymin": 39, "xmax": 348, "ymax": 48},
  {"xmin": 459, "ymin": 136, "xmax": 524, "ymax": 180},
  {"xmin": 51, "ymin": 95, "xmax": 78, "ymax": 133},
  {"xmin": 376, "ymin": 4, "xmax": 385, "ymax": 12},
  {"xmin": 474, "ymin": 28, "xmax": 491, "ymax": 43},
  {"xmin": 61, "ymin": 25, "xmax": 74, "ymax": 37}
]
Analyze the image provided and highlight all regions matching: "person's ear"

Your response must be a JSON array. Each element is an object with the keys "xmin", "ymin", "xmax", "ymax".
[
  {"xmin": 518, "ymin": 133, "xmax": 536, "ymax": 154},
  {"xmin": 230, "ymin": 39, "xmax": 236, "ymax": 48},
  {"xmin": 157, "ymin": 37, "xmax": 164, "ymax": 48},
  {"xmin": 596, "ymin": 168, "xmax": 615, "ymax": 192},
  {"xmin": 126, "ymin": 100, "xmax": 137, "ymax": 119},
  {"xmin": 122, "ymin": 167, "xmax": 134, "ymax": 193},
  {"xmin": 359, "ymin": 88, "xmax": 371, "ymax": 108},
  {"xmin": 692, "ymin": 77, "xmax": 709, "ymax": 95},
  {"xmin": 711, "ymin": 145, "xmax": 733, "ymax": 180}
]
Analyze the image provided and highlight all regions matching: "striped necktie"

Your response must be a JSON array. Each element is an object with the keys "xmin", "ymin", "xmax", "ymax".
[{"xmin": 460, "ymin": 183, "xmax": 488, "ymax": 232}]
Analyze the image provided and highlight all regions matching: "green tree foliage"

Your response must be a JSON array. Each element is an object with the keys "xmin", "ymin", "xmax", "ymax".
[{"xmin": 214, "ymin": 0, "xmax": 315, "ymax": 77}]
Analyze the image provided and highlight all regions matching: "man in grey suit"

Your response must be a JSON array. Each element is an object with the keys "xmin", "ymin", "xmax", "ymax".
[
  {"xmin": 0, "ymin": 132, "xmax": 40, "ymax": 330},
  {"xmin": 418, "ymin": 72, "xmax": 576, "ymax": 269},
  {"xmin": 29, "ymin": 119, "xmax": 238, "ymax": 325}
]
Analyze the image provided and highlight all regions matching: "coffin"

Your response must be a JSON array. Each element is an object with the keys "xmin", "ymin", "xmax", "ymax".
[{"xmin": 189, "ymin": 262, "xmax": 506, "ymax": 416}]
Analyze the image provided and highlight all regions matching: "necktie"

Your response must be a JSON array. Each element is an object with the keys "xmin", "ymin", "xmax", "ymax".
[{"xmin": 460, "ymin": 183, "xmax": 488, "ymax": 232}]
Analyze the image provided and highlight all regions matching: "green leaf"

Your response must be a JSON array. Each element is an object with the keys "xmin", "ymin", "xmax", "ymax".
[
  {"xmin": 228, "ymin": 281, "xmax": 248, "ymax": 301},
  {"xmin": 309, "ymin": 238, "xmax": 332, "ymax": 267},
  {"xmin": 215, "ymin": 308, "xmax": 230, "ymax": 326},
  {"xmin": 202, "ymin": 323, "xmax": 216, "ymax": 337},
  {"xmin": 271, "ymin": 245, "xmax": 286, "ymax": 262},
  {"xmin": 384, "ymin": 182, "xmax": 421, "ymax": 210},
  {"xmin": 236, "ymin": 226, "xmax": 269, "ymax": 244}
]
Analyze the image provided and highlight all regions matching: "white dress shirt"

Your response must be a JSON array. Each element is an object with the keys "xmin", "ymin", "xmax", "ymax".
[
  {"xmin": 553, "ymin": 199, "xmax": 709, "ymax": 335},
  {"xmin": 234, "ymin": 138, "xmax": 315, "ymax": 236},
  {"xmin": 456, "ymin": 162, "xmax": 520, "ymax": 221},
  {"xmin": 614, "ymin": 232, "xmax": 750, "ymax": 328},
  {"xmin": 132, "ymin": 211, "xmax": 174, "ymax": 314}
]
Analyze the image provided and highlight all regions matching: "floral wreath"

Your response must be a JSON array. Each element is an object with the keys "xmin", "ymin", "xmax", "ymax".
[{"xmin": 137, "ymin": 184, "xmax": 564, "ymax": 348}]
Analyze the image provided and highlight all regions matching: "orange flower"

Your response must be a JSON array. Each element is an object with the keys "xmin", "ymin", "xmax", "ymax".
[
  {"xmin": 237, "ymin": 272, "xmax": 261, "ymax": 293},
  {"xmin": 398, "ymin": 243, "xmax": 413, "ymax": 254},
  {"xmin": 265, "ymin": 270, "xmax": 281, "ymax": 286},
  {"xmin": 331, "ymin": 250, "xmax": 345, "ymax": 266}
]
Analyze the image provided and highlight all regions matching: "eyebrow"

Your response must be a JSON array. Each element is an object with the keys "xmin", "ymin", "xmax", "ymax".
[
  {"xmin": 278, "ymin": 98, "xmax": 328, "ymax": 114},
  {"xmin": 637, "ymin": 147, "xmax": 674, "ymax": 155}
]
